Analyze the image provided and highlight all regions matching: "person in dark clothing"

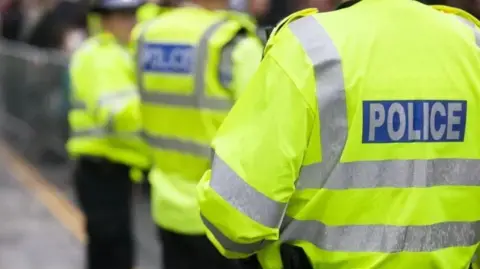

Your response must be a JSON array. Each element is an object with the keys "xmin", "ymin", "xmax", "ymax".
[
  {"xmin": 74, "ymin": 158, "xmax": 134, "ymax": 269},
  {"xmin": 26, "ymin": 0, "xmax": 89, "ymax": 49},
  {"xmin": 1, "ymin": 0, "xmax": 89, "ymax": 50},
  {"xmin": 257, "ymin": 0, "xmax": 289, "ymax": 26},
  {"xmin": 1, "ymin": 0, "xmax": 23, "ymax": 41}
]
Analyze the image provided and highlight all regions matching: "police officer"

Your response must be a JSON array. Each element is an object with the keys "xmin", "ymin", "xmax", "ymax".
[
  {"xmin": 198, "ymin": 1, "xmax": 480, "ymax": 269},
  {"xmin": 131, "ymin": 0, "xmax": 263, "ymax": 268},
  {"xmin": 67, "ymin": 1, "xmax": 149, "ymax": 269}
]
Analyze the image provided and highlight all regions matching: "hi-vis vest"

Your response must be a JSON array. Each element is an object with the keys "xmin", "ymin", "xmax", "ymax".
[
  {"xmin": 136, "ymin": 6, "xmax": 257, "ymax": 233},
  {"xmin": 198, "ymin": 1, "xmax": 480, "ymax": 269},
  {"xmin": 67, "ymin": 33, "xmax": 150, "ymax": 169}
]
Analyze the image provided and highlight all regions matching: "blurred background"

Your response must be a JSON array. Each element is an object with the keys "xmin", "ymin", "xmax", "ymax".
[{"xmin": 0, "ymin": 0, "xmax": 477, "ymax": 268}]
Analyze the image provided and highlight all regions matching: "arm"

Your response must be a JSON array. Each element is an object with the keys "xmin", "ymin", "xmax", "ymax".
[
  {"xmin": 197, "ymin": 47, "xmax": 315, "ymax": 258},
  {"xmin": 89, "ymin": 51, "xmax": 140, "ymax": 134},
  {"xmin": 71, "ymin": 44, "xmax": 144, "ymax": 142}
]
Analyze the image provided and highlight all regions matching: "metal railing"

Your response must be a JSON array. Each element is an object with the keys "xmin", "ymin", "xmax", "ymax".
[
  {"xmin": 0, "ymin": 39, "xmax": 70, "ymax": 165},
  {"xmin": 0, "ymin": 38, "xmax": 159, "ymax": 266}
]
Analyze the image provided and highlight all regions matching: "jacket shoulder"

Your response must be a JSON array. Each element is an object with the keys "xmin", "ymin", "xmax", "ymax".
[
  {"xmin": 431, "ymin": 5, "xmax": 480, "ymax": 28},
  {"xmin": 263, "ymin": 8, "xmax": 318, "ymax": 57},
  {"xmin": 73, "ymin": 37, "xmax": 101, "ymax": 57}
]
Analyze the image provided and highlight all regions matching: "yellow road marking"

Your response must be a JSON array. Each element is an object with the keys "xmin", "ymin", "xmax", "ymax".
[{"xmin": 0, "ymin": 141, "xmax": 85, "ymax": 243}]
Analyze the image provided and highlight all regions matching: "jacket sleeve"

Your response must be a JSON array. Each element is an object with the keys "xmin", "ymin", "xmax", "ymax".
[
  {"xmin": 197, "ymin": 47, "xmax": 315, "ymax": 258},
  {"xmin": 87, "ymin": 52, "xmax": 141, "ymax": 135}
]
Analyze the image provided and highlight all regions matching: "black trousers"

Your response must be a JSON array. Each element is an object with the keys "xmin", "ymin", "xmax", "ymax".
[
  {"xmin": 157, "ymin": 226, "xmax": 244, "ymax": 269},
  {"xmin": 74, "ymin": 157, "xmax": 134, "ymax": 269}
]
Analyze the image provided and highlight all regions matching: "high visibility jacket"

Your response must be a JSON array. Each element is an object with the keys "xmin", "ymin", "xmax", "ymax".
[
  {"xmin": 132, "ymin": 6, "xmax": 263, "ymax": 234},
  {"xmin": 67, "ymin": 32, "xmax": 150, "ymax": 169},
  {"xmin": 137, "ymin": 2, "xmax": 171, "ymax": 23},
  {"xmin": 198, "ymin": 2, "xmax": 480, "ymax": 268}
]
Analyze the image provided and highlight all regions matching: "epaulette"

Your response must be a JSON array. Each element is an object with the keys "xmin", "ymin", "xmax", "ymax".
[
  {"xmin": 263, "ymin": 8, "xmax": 318, "ymax": 58},
  {"xmin": 431, "ymin": 5, "xmax": 480, "ymax": 28}
]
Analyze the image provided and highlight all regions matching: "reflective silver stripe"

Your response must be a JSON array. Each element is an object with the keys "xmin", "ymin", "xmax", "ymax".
[
  {"xmin": 281, "ymin": 218, "xmax": 480, "ymax": 252},
  {"xmin": 70, "ymin": 128, "xmax": 106, "ymax": 137},
  {"xmin": 71, "ymin": 100, "xmax": 86, "ymax": 109},
  {"xmin": 142, "ymin": 132, "xmax": 211, "ymax": 157},
  {"xmin": 137, "ymin": 20, "xmax": 233, "ymax": 111},
  {"xmin": 97, "ymin": 90, "xmax": 139, "ymax": 132},
  {"xmin": 218, "ymin": 35, "xmax": 246, "ymax": 89},
  {"xmin": 297, "ymin": 159, "xmax": 480, "ymax": 189},
  {"xmin": 140, "ymin": 91, "xmax": 232, "ymax": 110},
  {"xmin": 136, "ymin": 19, "xmax": 157, "ymax": 105},
  {"xmin": 455, "ymin": 15, "xmax": 480, "ymax": 47},
  {"xmin": 201, "ymin": 215, "xmax": 267, "ymax": 253},
  {"xmin": 289, "ymin": 16, "xmax": 348, "ymax": 190},
  {"xmin": 98, "ymin": 90, "xmax": 138, "ymax": 107},
  {"xmin": 210, "ymin": 154, "xmax": 287, "ymax": 228},
  {"xmin": 71, "ymin": 128, "xmax": 140, "ymax": 138}
]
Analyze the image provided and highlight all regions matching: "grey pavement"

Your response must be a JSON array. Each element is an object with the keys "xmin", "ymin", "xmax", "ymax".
[
  {"xmin": 0, "ymin": 160, "xmax": 82, "ymax": 269},
  {"xmin": 0, "ymin": 151, "xmax": 161, "ymax": 269},
  {"xmin": 39, "ymin": 163, "xmax": 161, "ymax": 269}
]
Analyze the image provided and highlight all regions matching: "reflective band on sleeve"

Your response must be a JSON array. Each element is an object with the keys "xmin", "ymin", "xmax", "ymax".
[
  {"xmin": 70, "ymin": 128, "xmax": 140, "ymax": 138},
  {"xmin": 281, "ymin": 218, "xmax": 480, "ymax": 253},
  {"xmin": 70, "ymin": 127, "xmax": 106, "ymax": 137},
  {"xmin": 209, "ymin": 154, "xmax": 287, "ymax": 228},
  {"xmin": 142, "ymin": 131, "xmax": 211, "ymax": 157},
  {"xmin": 455, "ymin": 15, "xmax": 480, "ymax": 47},
  {"xmin": 218, "ymin": 35, "xmax": 245, "ymax": 90},
  {"xmin": 201, "ymin": 214, "xmax": 268, "ymax": 253},
  {"xmin": 297, "ymin": 159, "xmax": 480, "ymax": 189},
  {"xmin": 288, "ymin": 16, "xmax": 348, "ymax": 190},
  {"xmin": 71, "ymin": 100, "xmax": 87, "ymax": 110},
  {"xmin": 137, "ymin": 20, "xmax": 234, "ymax": 111},
  {"xmin": 98, "ymin": 89, "xmax": 138, "ymax": 107}
]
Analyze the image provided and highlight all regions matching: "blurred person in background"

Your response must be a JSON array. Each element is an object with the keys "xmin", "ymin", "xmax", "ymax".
[
  {"xmin": 67, "ymin": 0, "xmax": 150, "ymax": 269},
  {"xmin": 136, "ymin": 0, "xmax": 176, "ymax": 22},
  {"xmin": 228, "ymin": 0, "xmax": 270, "ymax": 43},
  {"xmin": 297, "ymin": 0, "xmax": 336, "ymax": 11},
  {"xmin": 1, "ymin": 0, "xmax": 48, "ymax": 44},
  {"xmin": 229, "ymin": 0, "xmax": 270, "ymax": 17},
  {"xmin": 257, "ymin": 0, "xmax": 289, "ymax": 26},
  {"xmin": 31, "ymin": 0, "xmax": 88, "ymax": 52},
  {"xmin": 1, "ymin": 0, "xmax": 88, "ymax": 51},
  {"xmin": 88, "ymin": 0, "xmax": 175, "ymax": 37},
  {"xmin": 131, "ymin": 0, "xmax": 264, "ymax": 268}
]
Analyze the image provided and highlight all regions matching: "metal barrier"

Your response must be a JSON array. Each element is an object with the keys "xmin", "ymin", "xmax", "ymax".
[
  {"xmin": 0, "ymin": 39, "xmax": 159, "ymax": 266},
  {"xmin": 0, "ymin": 39, "xmax": 70, "ymax": 165}
]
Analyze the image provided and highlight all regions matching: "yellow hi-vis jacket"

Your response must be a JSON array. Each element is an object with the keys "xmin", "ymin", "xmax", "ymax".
[
  {"xmin": 132, "ymin": 6, "xmax": 263, "ymax": 234},
  {"xmin": 67, "ymin": 32, "xmax": 150, "ymax": 170},
  {"xmin": 198, "ymin": 1, "xmax": 480, "ymax": 268}
]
